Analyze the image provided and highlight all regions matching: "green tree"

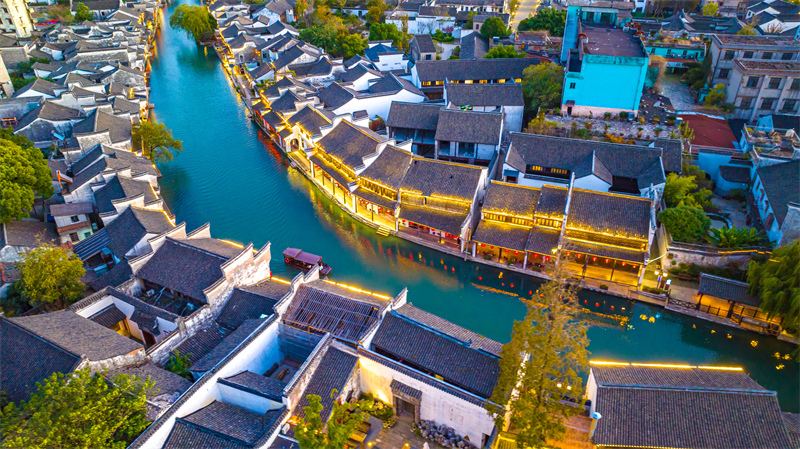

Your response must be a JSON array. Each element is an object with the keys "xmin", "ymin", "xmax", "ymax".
[
  {"xmin": 658, "ymin": 205, "xmax": 711, "ymax": 243},
  {"xmin": 737, "ymin": 23, "xmax": 758, "ymax": 35},
  {"xmin": 299, "ymin": 25, "xmax": 339, "ymax": 52},
  {"xmin": 521, "ymin": 61, "xmax": 563, "ymax": 114},
  {"xmin": 480, "ymin": 16, "xmax": 509, "ymax": 41},
  {"xmin": 449, "ymin": 45, "xmax": 460, "ymax": 59},
  {"xmin": 74, "ymin": 2, "xmax": 93, "ymax": 21},
  {"xmin": 0, "ymin": 369, "xmax": 152, "ymax": 448},
  {"xmin": 464, "ymin": 11, "xmax": 477, "ymax": 29},
  {"xmin": 365, "ymin": 5, "xmax": 383, "ymax": 24},
  {"xmin": 295, "ymin": 0, "xmax": 308, "ymax": 25},
  {"xmin": 747, "ymin": 240, "xmax": 799, "ymax": 332},
  {"xmin": 484, "ymin": 44, "xmax": 524, "ymax": 59},
  {"xmin": 707, "ymin": 226, "xmax": 764, "ymax": 248},
  {"xmin": 337, "ymin": 32, "xmax": 367, "ymax": 59},
  {"xmin": 0, "ymin": 134, "xmax": 53, "ymax": 223},
  {"xmin": 164, "ymin": 349, "xmax": 193, "ymax": 381},
  {"xmin": 169, "ymin": 4, "xmax": 217, "ymax": 42},
  {"xmin": 678, "ymin": 120, "xmax": 695, "ymax": 142},
  {"xmin": 487, "ymin": 261, "xmax": 589, "ymax": 448},
  {"xmin": 525, "ymin": 112, "xmax": 559, "ymax": 135},
  {"xmin": 369, "ymin": 22, "xmax": 402, "ymax": 46},
  {"xmin": 518, "ymin": 8, "xmax": 567, "ymax": 36},
  {"xmin": 18, "ymin": 243, "xmax": 85, "ymax": 310},
  {"xmin": 132, "ymin": 120, "xmax": 184, "ymax": 163},
  {"xmin": 663, "ymin": 172, "xmax": 711, "ymax": 209},
  {"xmin": 702, "ymin": 1, "xmax": 719, "ymax": 16},
  {"xmin": 295, "ymin": 390, "xmax": 373, "ymax": 449}
]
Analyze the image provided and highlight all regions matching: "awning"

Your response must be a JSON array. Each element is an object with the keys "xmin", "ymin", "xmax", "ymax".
[
  {"xmin": 562, "ymin": 241, "xmax": 646, "ymax": 263},
  {"xmin": 399, "ymin": 204, "xmax": 468, "ymax": 236},
  {"xmin": 472, "ymin": 220, "xmax": 529, "ymax": 252}
]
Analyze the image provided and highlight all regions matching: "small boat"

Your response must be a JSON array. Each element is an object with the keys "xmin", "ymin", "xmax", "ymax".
[{"xmin": 283, "ymin": 247, "xmax": 332, "ymax": 276}]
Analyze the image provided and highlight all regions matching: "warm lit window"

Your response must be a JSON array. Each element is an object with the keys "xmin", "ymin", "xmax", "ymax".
[
  {"xmin": 422, "ymin": 81, "xmax": 432, "ymax": 86},
  {"xmin": 514, "ymin": 78, "xmax": 522, "ymax": 82},
  {"xmin": 479, "ymin": 79, "xmax": 488, "ymax": 83},
  {"xmin": 464, "ymin": 80, "xmax": 473, "ymax": 84}
]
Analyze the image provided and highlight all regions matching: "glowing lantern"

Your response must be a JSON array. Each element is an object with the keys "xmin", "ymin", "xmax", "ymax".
[{"xmin": 592, "ymin": 257, "xmax": 597, "ymax": 261}]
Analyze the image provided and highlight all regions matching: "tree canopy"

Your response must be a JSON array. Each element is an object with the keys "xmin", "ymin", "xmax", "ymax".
[
  {"xmin": 521, "ymin": 61, "xmax": 563, "ymax": 114},
  {"xmin": 702, "ymin": 1, "xmax": 719, "ymax": 16},
  {"xmin": 164, "ymin": 349, "xmax": 193, "ymax": 381},
  {"xmin": 737, "ymin": 23, "xmax": 758, "ymax": 35},
  {"xmin": 132, "ymin": 120, "xmax": 184, "ymax": 163},
  {"xmin": 369, "ymin": 23, "xmax": 402, "ymax": 47},
  {"xmin": 484, "ymin": 44, "xmax": 524, "ymax": 59},
  {"xmin": 0, "ymin": 132, "xmax": 53, "ymax": 224},
  {"xmin": 747, "ymin": 240, "xmax": 799, "ymax": 332},
  {"xmin": 480, "ymin": 17, "xmax": 509, "ymax": 41},
  {"xmin": 487, "ymin": 260, "xmax": 589, "ymax": 448},
  {"xmin": 663, "ymin": 172, "xmax": 712, "ymax": 209},
  {"xmin": 169, "ymin": 4, "xmax": 217, "ymax": 42},
  {"xmin": 658, "ymin": 205, "xmax": 711, "ymax": 243},
  {"xmin": 299, "ymin": 25, "xmax": 366, "ymax": 59},
  {"xmin": 295, "ymin": 390, "xmax": 373, "ymax": 449},
  {"xmin": 74, "ymin": 2, "xmax": 94, "ymax": 22},
  {"xmin": 18, "ymin": 243, "xmax": 85, "ymax": 310},
  {"xmin": 0, "ymin": 369, "xmax": 152, "ymax": 449},
  {"xmin": 518, "ymin": 8, "xmax": 566, "ymax": 36}
]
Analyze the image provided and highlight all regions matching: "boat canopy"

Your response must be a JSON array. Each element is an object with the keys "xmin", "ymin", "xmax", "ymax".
[{"xmin": 283, "ymin": 247, "xmax": 322, "ymax": 264}]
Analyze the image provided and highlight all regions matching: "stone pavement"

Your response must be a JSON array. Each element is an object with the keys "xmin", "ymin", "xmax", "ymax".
[
  {"xmin": 371, "ymin": 416, "xmax": 447, "ymax": 449},
  {"xmin": 510, "ymin": 0, "xmax": 543, "ymax": 29}
]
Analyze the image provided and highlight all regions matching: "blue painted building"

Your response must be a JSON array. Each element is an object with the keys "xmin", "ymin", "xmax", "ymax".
[
  {"xmin": 560, "ymin": 1, "xmax": 648, "ymax": 117},
  {"xmin": 644, "ymin": 41, "xmax": 706, "ymax": 72}
]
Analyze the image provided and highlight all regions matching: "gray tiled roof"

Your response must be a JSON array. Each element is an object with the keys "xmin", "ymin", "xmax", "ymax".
[
  {"xmin": 359, "ymin": 145, "xmax": 413, "ymax": 189},
  {"xmin": 269, "ymin": 90, "xmax": 304, "ymax": 113},
  {"xmin": 434, "ymin": 108, "xmax": 502, "ymax": 145},
  {"xmin": 719, "ymin": 164, "xmax": 751, "ymax": 184},
  {"xmin": 104, "ymin": 206, "xmax": 173, "ymax": 257},
  {"xmin": 219, "ymin": 371, "xmax": 286, "ymax": 401},
  {"xmin": 534, "ymin": 185, "xmax": 568, "ymax": 218},
  {"xmin": 71, "ymin": 109, "xmax": 131, "ymax": 143},
  {"xmin": 109, "ymin": 363, "xmax": 192, "ymax": 399},
  {"xmin": 458, "ymin": 32, "xmax": 489, "ymax": 60},
  {"xmin": 400, "ymin": 158, "xmax": 483, "ymax": 200},
  {"xmin": 483, "ymin": 181, "xmax": 539, "ymax": 218},
  {"xmin": 88, "ymin": 304, "xmax": 127, "ymax": 328},
  {"xmin": 174, "ymin": 326, "xmax": 226, "ymax": 365},
  {"xmin": 191, "ymin": 319, "xmax": 266, "ymax": 373},
  {"xmin": 0, "ymin": 317, "xmax": 82, "ymax": 403},
  {"xmin": 315, "ymin": 82, "xmax": 356, "ymax": 109},
  {"xmin": 390, "ymin": 379, "xmax": 422, "ymax": 400},
  {"xmin": 1, "ymin": 220, "xmax": 58, "ymax": 247},
  {"xmin": 9, "ymin": 309, "xmax": 142, "ymax": 361},
  {"xmin": 295, "ymin": 347, "xmax": 359, "ymax": 421},
  {"xmin": 216, "ymin": 281, "xmax": 288, "ymax": 331},
  {"xmin": 698, "ymin": 273, "xmax": 760, "ymax": 307},
  {"xmin": 354, "ymin": 186, "xmax": 398, "ymax": 210},
  {"xmin": 50, "ymin": 201, "xmax": 94, "ymax": 216},
  {"xmin": 591, "ymin": 364, "xmax": 767, "ymax": 390},
  {"xmin": 414, "ymin": 58, "xmax": 539, "ymax": 83},
  {"xmin": 386, "ymin": 102, "xmax": 442, "ymax": 130},
  {"xmin": 562, "ymin": 241, "xmax": 646, "ymax": 263},
  {"xmin": 136, "ymin": 238, "xmax": 234, "ymax": 302},
  {"xmin": 372, "ymin": 313, "xmax": 500, "ymax": 398},
  {"xmin": 165, "ymin": 401, "xmax": 281, "ymax": 447},
  {"xmin": 473, "ymin": 220, "xmax": 530, "ymax": 252},
  {"xmin": 339, "ymin": 62, "xmax": 381, "ymax": 83},
  {"xmin": 90, "ymin": 259, "xmax": 133, "ymax": 290},
  {"xmin": 507, "ymin": 134, "xmax": 665, "ymax": 189},
  {"xmin": 316, "ymin": 120, "xmax": 382, "ymax": 169},
  {"xmin": 286, "ymin": 105, "xmax": 331, "ymax": 137},
  {"xmin": 93, "ymin": 175, "xmax": 158, "ymax": 214},
  {"xmin": 652, "ymin": 138, "xmax": 682, "ymax": 174},
  {"xmin": 593, "ymin": 386, "xmax": 791, "ymax": 448},
  {"xmin": 399, "ymin": 204, "xmax": 468, "ymax": 235},
  {"xmin": 396, "ymin": 303, "xmax": 502, "ymax": 356},
  {"xmin": 525, "ymin": 226, "xmax": 560, "ymax": 254},
  {"xmin": 756, "ymin": 159, "xmax": 799, "ymax": 226},
  {"xmin": 291, "ymin": 57, "xmax": 335, "ymax": 79},
  {"xmin": 567, "ymin": 189, "xmax": 651, "ymax": 240},
  {"xmin": 411, "ymin": 34, "xmax": 436, "ymax": 54},
  {"xmin": 445, "ymin": 82, "xmax": 524, "ymax": 107}
]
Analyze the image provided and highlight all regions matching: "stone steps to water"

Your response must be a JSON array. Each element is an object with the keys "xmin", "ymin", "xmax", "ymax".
[{"xmin": 376, "ymin": 226, "xmax": 392, "ymax": 237}]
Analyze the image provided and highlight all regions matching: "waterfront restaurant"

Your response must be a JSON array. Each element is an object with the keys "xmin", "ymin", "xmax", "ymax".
[
  {"xmin": 696, "ymin": 273, "xmax": 782, "ymax": 335},
  {"xmin": 353, "ymin": 145, "xmax": 413, "ymax": 229},
  {"xmin": 308, "ymin": 119, "xmax": 385, "ymax": 210},
  {"xmin": 562, "ymin": 189, "xmax": 655, "ymax": 286},
  {"xmin": 398, "ymin": 158, "xmax": 487, "ymax": 252}
]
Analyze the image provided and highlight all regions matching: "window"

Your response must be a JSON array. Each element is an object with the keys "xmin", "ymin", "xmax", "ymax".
[
  {"xmin": 425, "ymin": 54, "xmax": 431, "ymax": 60},
  {"xmin": 724, "ymin": 50, "xmax": 735, "ymax": 60},
  {"xmin": 740, "ymin": 97, "xmax": 754, "ymax": 108},
  {"xmin": 718, "ymin": 69, "xmax": 729, "ymax": 79},
  {"xmin": 70, "ymin": 215, "xmax": 80, "ymax": 223},
  {"xmin": 782, "ymin": 52, "xmax": 794, "ymax": 60},
  {"xmin": 743, "ymin": 51, "xmax": 754, "ymax": 59},
  {"xmin": 746, "ymin": 76, "xmax": 759, "ymax": 88},
  {"xmin": 422, "ymin": 81, "xmax": 432, "ymax": 86},
  {"xmin": 768, "ymin": 77, "xmax": 782, "ymax": 89},
  {"xmin": 569, "ymin": 82, "xmax": 576, "ymax": 89},
  {"xmin": 760, "ymin": 98, "xmax": 777, "ymax": 110},
  {"xmin": 69, "ymin": 233, "xmax": 79, "ymax": 242},
  {"xmin": 83, "ymin": 232, "xmax": 91, "ymax": 239},
  {"xmin": 762, "ymin": 52, "xmax": 773, "ymax": 60},
  {"xmin": 782, "ymin": 99, "xmax": 797, "ymax": 112},
  {"xmin": 792, "ymin": 79, "xmax": 800, "ymax": 90}
]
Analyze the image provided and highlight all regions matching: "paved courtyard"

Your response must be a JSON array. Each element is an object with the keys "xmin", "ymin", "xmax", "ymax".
[{"xmin": 660, "ymin": 74, "xmax": 698, "ymax": 112}]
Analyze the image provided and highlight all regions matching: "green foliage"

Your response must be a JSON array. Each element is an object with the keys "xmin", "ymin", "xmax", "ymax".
[
  {"xmin": 74, "ymin": 2, "xmax": 93, "ymax": 21},
  {"xmin": 658, "ymin": 205, "xmax": 711, "ymax": 243},
  {"xmin": 294, "ymin": 0, "xmax": 308, "ymax": 24},
  {"xmin": 704, "ymin": 83, "xmax": 734, "ymax": 111},
  {"xmin": 364, "ymin": 0, "xmax": 387, "ymax": 24},
  {"xmin": 486, "ymin": 261, "xmax": 588, "ymax": 448},
  {"xmin": 449, "ymin": 45, "xmax": 460, "ymax": 59},
  {"xmin": 524, "ymin": 112, "xmax": 559, "ymax": 135},
  {"xmin": 480, "ymin": 16, "xmax": 509, "ymax": 41},
  {"xmin": 337, "ymin": 33, "xmax": 368, "ymax": 59},
  {"xmin": 0, "ymin": 133, "xmax": 53, "ymax": 223},
  {"xmin": 464, "ymin": 11, "xmax": 476, "ymax": 29},
  {"xmin": 702, "ymin": 1, "xmax": 718, "ymax": 16},
  {"xmin": 663, "ymin": 172, "xmax": 711, "ymax": 209},
  {"xmin": 14, "ymin": 57, "xmax": 50, "ymax": 76},
  {"xmin": 359, "ymin": 392, "xmax": 393, "ymax": 420},
  {"xmin": 295, "ymin": 390, "xmax": 373, "ymax": 449},
  {"xmin": 668, "ymin": 261, "xmax": 749, "ymax": 282},
  {"xmin": 737, "ymin": 23, "xmax": 758, "ymax": 35},
  {"xmin": 18, "ymin": 243, "xmax": 85, "ymax": 309},
  {"xmin": 0, "ymin": 368, "xmax": 152, "ymax": 448},
  {"xmin": 299, "ymin": 24, "xmax": 338, "ymax": 51},
  {"xmin": 484, "ymin": 44, "xmax": 523, "ymax": 59},
  {"xmin": 164, "ymin": 349, "xmax": 193, "ymax": 381},
  {"xmin": 132, "ymin": 120, "xmax": 183, "ymax": 163},
  {"xmin": 747, "ymin": 240, "xmax": 799, "ymax": 332},
  {"xmin": 518, "ymin": 8, "xmax": 566, "ymax": 36},
  {"xmin": 169, "ymin": 4, "xmax": 217, "ymax": 42},
  {"xmin": 521, "ymin": 62, "xmax": 563, "ymax": 114},
  {"xmin": 369, "ymin": 22, "xmax": 402, "ymax": 46},
  {"xmin": 431, "ymin": 29, "xmax": 454, "ymax": 43},
  {"xmin": 685, "ymin": 51, "xmax": 712, "ymax": 91},
  {"xmin": 300, "ymin": 25, "xmax": 366, "ymax": 58},
  {"xmin": 707, "ymin": 226, "xmax": 764, "ymax": 248}
]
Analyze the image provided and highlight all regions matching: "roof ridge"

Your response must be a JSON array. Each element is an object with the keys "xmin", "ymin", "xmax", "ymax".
[
  {"xmin": 3, "ymin": 315, "xmax": 84, "ymax": 361},
  {"xmin": 600, "ymin": 383, "xmax": 777, "ymax": 395},
  {"xmin": 166, "ymin": 237, "xmax": 230, "ymax": 261},
  {"xmin": 174, "ymin": 416, "xmax": 259, "ymax": 447},
  {"xmin": 571, "ymin": 187, "xmax": 653, "ymax": 202},
  {"xmin": 390, "ymin": 310, "xmax": 499, "ymax": 358}
]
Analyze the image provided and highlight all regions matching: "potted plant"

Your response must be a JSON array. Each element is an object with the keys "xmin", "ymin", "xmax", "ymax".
[
  {"xmin": 620, "ymin": 111, "xmax": 629, "ymax": 121},
  {"xmin": 654, "ymin": 127, "xmax": 663, "ymax": 137},
  {"xmin": 604, "ymin": 112, "xmax": 612, "ymax": 120},
  {"xmin": 637, "ymin": 127, "xmax": 644, "ymax": 137},
  {"xmin": 599, "ymin": 284, "xmax": 609, "ymax": 290}
]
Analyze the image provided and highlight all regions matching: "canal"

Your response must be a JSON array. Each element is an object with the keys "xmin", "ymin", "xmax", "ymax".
[{"xmin": 149, "ymin": 1, "xmax": 798, "ymax": 411}]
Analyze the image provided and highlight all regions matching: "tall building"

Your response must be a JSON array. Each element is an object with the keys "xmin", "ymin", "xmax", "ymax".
[{"xmin": 0, "ymin": 0, "xmax": 33, "ymax": 38}]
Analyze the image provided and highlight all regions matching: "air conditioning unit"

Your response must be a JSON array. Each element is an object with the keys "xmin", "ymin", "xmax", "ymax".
[{"xmin": 146, "ymin": 289, "xmax": 155, "ymax": 297}]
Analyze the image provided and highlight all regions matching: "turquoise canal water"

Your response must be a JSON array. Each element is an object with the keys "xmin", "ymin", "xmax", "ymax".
[{"xmin": 150, "ymin": 2, "xmax": 799, "ymax": 411}]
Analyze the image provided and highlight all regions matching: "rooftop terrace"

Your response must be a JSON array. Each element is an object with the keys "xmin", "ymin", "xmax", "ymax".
[{"xmin": 582, "ymin": 26, "xmax": 645, "ymax": 58}]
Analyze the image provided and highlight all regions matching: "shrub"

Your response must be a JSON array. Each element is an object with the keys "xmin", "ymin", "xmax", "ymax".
[
  {"xmin": 658, "ymin": 206, "xmax": 711, "ymax": 243},
  {"xmin": 620, "ymin": 111, "xmax": 629, "ymax": 121},
  {"xmin": 599, "ymin": 284, "xmax": 609, "ymax": 290}
]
